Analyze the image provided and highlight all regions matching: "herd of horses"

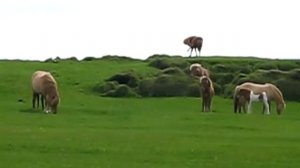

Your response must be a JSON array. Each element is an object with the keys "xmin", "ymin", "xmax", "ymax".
[
  {"xmin": 189, "ymin": 63, "xmax": 286, "ymax": 114},
  {"xmin": 31, "ymin": 65, "xmax": 286, "ymax": 115},
  {"xmin": 30, "ymin": 35, "xmax": 285, "ymax": 115}
]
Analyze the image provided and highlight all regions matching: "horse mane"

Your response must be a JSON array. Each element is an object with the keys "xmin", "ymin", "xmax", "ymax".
[
  {"xmin": 266, "ymin": 83, "xmax": 285, "ymax": 106},
  {"xmin": 40, "ymin": 74, "xmax": 59, "ymax": 96},
  {"xmin": 200, "ymin": 76, "xmax": 214, "ymax": 94},
  {"xmin": 189, "ymin": 63, "xmax": 202, "ymax": 71},
  {"xmin": 190, "ymin": 63, "xmax": 210, "ymax": 77}
]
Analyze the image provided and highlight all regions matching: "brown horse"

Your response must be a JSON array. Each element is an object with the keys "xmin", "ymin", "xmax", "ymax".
[
  {"xmin": 234, "ymin": 87, "xmax": 269, "ymax": 114},
  {"xmin": 234, "ymin": 82, "xmax": 285, "ymax": 115},
  {"xmin": 190, "ymin": 63, "xmax": 210, "ymax": 78},
  {"xmin": 200, "ymin": 76, "xmax": 214, "ymax": 112},
  {"xmin": 183, "ymin": 36, "xmax": 203, "ymax": 57},
  {"xmin": 32, "ymin": 71, "xmax": 60, "ymax": 113}
]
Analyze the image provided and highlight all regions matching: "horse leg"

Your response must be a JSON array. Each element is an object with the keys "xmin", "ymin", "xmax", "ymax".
[
  {"xmin": 202, "ymin": 97, "xmax": 206, "ymax": 112},
  {"xmin": 234, "ymin": 97, "xmax": 238, "ymax": 113},
  {"xmin": 204, "ymin": 98, "xmax": 207, "ymax": 112},
  {"xmin": 190, "ymin": 48, "xmax": 193, "ymax": 57},
  {"xmin": 247, "ymin": 101, "xmax": 252, "ymax": 114},
  {"xmin": 264, "ymin": 101, "xmax": 270, "ymax": 115},
  {"xmin": 238, "ymin": 104, "xmax": 241, "ymax": 113},
  {"xmin": 41, "ymin": 95, "xmax": 45, "ymax": 110},
  {"xmin": 32, "ymin": 92, "xmax": 38, "ymax": 109},
  {"xmin": 198, "ymin": 43, "xmax": 202, "ymax": 56},
  {"xmin": 208, "ymin": 98, "xmax": 212, "ymax": 112}
]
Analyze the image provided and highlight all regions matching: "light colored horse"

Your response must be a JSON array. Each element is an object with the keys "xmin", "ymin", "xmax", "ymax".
[
  {"xmin": 32, "ymin": 71, "xmax": 60, "ymax": 113},
  {"xmin": 183, "ymin": 36, "xmax": 203, "ymax": 56},
  {"xmin": 234, "ymin": 87, "xmax": 269, "ymax": 114},
  {"xmin": 190, "ymin": 63, "xmax": 210, "ymax": 78},
  {"xmin": 200, "ymin": 76, "xmax": 214, "ymax": 112},
  {"xmin": 234, "ymin": 82, "xmax": 285, "ymax": 114}
]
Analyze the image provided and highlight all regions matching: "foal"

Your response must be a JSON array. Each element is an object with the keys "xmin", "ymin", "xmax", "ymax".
[
  {"xmin": 234, "ymin": 88, "xmax": 269, "ymax": 114},
  {"xmin": 200, "ymin": 76, "xmax": 214, "ymax": 112}
]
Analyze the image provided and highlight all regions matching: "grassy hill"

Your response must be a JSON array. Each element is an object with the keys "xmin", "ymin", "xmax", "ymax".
[{"xmin": 1, "ymin": 56, "xmax": 300, "ymax": 168}]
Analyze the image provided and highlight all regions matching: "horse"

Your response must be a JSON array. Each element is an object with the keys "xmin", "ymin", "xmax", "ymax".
[
  {"xmin": 32, "ymin": 71, "xmax": 60, "ymax": 113},
  {"xmin": 234, "ymin": 82, "xmax": 285, "ymax": 115},
  {"xmin": 183, "ymin": 36, "xmax": 203, "ymax": 57},
  {"xmin": 190, "ymin": 63, "xmax": 210, "ymax": 78},
  {"xmin": 234, "ymin": 87, "xmax": 269, "ymax": 114},
  {"xmin": 200, "ymin": 76, "xmax": 214, "ymax": 112}
]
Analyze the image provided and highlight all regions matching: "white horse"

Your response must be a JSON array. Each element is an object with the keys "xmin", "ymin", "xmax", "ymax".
[
  {"xmin": 234, "ymin": 87, "xmax": 270, "ymax": 114},
  {"xmin": 248, "ymin": 90, "xmax": 269, "ymax": 114}
]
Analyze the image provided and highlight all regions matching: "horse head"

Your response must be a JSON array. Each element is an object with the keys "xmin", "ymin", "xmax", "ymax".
[
  {"xmin": 45, "ymin": 87, "xmax": 60, "ymax": 113},
  {"xmin": 276, "ymin": 102, "xmax": 286, "ymax": 115}
]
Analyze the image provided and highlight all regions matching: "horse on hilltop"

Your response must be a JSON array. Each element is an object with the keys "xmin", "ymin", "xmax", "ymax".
[
  {"xmin": 234, "ymin": 82, "xmax": 285, "ymax": 115},
  {"xmin": 183, "ymin": 36, "xmax": 203, "ymax": 57},
  {"xmin": 32, "ymin": 71, "xmax": 60, "ymax": 114}
]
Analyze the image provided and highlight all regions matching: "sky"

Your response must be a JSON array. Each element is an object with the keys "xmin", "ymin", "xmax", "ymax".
[{"xmin": 0, "ymin": 0, "xmax": 299, "ymax": 60}]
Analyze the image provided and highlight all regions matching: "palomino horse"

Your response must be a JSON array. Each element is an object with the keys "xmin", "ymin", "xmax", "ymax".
[
  {"xmin": 234, "ymin": 87, "xmax": 269, "ymax": 114},
  {"xmin": 200, "ymin": 76, "xmax": 214, "ymax": 112},
  {"xmin": 190, "ymin": 63, "xmax": 210, "ymax": 78},
  {"xmin": 183, "ymin": 36, "xmax": 203, "ymax": 57},
  {"xmin": 234, "ymin": 82, "xmax": 285, "ymax": 115},
  {"xmin": 32, "ymin": 71, "xmax": 60, "ymax": 113}
]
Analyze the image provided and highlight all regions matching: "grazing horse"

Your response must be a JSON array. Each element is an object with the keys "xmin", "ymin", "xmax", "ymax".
[
  {"xmin": 183, "ymin": 36, "xmax": 203, "ymax": 57},
  {"xmin": 190, "ymin": 63, "xmax": 210, "ymax": 78},
  {"xmin": 200, "ymin": 76, "xmax": 214, "ymax": 112},
  {"xmin": 32, "ymin": 71, "xmax": 60, "ymax": 113},
  {"xmin": 234, "ymin": 82, "xmax": 285, "ymax": 115},
  {"xmin": 234, "ymin": 88, "xmax": 269, "ymax": 114}
]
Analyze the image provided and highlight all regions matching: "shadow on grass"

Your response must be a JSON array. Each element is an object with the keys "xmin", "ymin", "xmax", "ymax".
[{"xmin": 19, "ymin": 108, "xmax": 43, "ymax": 114}]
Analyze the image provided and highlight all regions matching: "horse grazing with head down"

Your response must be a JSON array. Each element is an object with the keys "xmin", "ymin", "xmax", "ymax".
[
  {"xmin": 190, "ymin": 63, "xmax": 210, "ymax": 78},
  {"xmin": 234, "ymin": 82, "xmax": 285, "ymax": 115},
  {"xmin": 32, "ymin": 71, "xmax": 60, "ymax": 114},
  {"xmin": 200, "ymin": 76, "xmax": 214, "ymax": 112},
  {"xmin": 183, "ymin": 36, "xmax": 203, "ymax": 57},
  {"xmin": 234, "ymin": 87, "xmax": 269, "ymax": 114}
]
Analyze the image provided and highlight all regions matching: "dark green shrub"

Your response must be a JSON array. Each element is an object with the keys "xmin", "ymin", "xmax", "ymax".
[
  {"xmin": 106, "ymin": 72, "xmax": 139, "ymax": 88},
  {"xmin": 289, "ymin": 69, "xmax": 300, "ymax": 80},
  {"xmin": 149, "ymin": 58, "xmax": 189, "ymax": 69},
  {"xmin": 213, "ymin": 73, "xmax": 235, "ymax": 86},
  {"xmin": 223, "ymin": 83, "xmax": 236, "ymax": 98},
  {"xmin": 276, "ymin": 61, "xmax": 299, "ymax": 71},
  {"xmin": 161, "ymin": 67, "xmax": 185, "ymax": 75},
  {"xmin": 138, "ymin": 78, "xmax": 155, "ymax": 97},
  {"xmin": 103, "ymin": 84, "xmax": 138, "ymax": 97},
  {"xmin": 82, "ymin": 56, "xmax": 97, "ymax": 61},
  {"xmin": 151, "ymin": 75, "xmax": 189, "ymax": 97},
  {"xmin": 186, "ymin": 83, "xmax": 200, "ymax": 97},
  {"xmin": 64, "ymin": 57, "xmax": 78, "ymax": 61},
  {"xmin": 93, "ymin": 81, "xmax": 118, "ymax": 93},
  {"xmin": 213, "ymin": 82, "xmax": 222, "ymax": 95},
  {"xmin": 274, "ymin": 79, "xmax": 300, "ymax": 101},
  {"xmin": 254, "ymin": 62, "xmax": 277, "ymax": 70}
]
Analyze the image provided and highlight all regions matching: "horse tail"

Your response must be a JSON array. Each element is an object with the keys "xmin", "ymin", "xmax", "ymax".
[
  {"xmin": 234, "ymin": 95, "xmax": 239, "ymax": 113},
  {"xmin": 233, "ymin": 86, "xmax": 240, "ymax": 113}
]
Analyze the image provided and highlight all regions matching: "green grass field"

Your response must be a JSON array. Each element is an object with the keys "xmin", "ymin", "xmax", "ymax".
[{"xmin": 1, "ymin": 59, "xmax": 300, "ymax": 168}]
